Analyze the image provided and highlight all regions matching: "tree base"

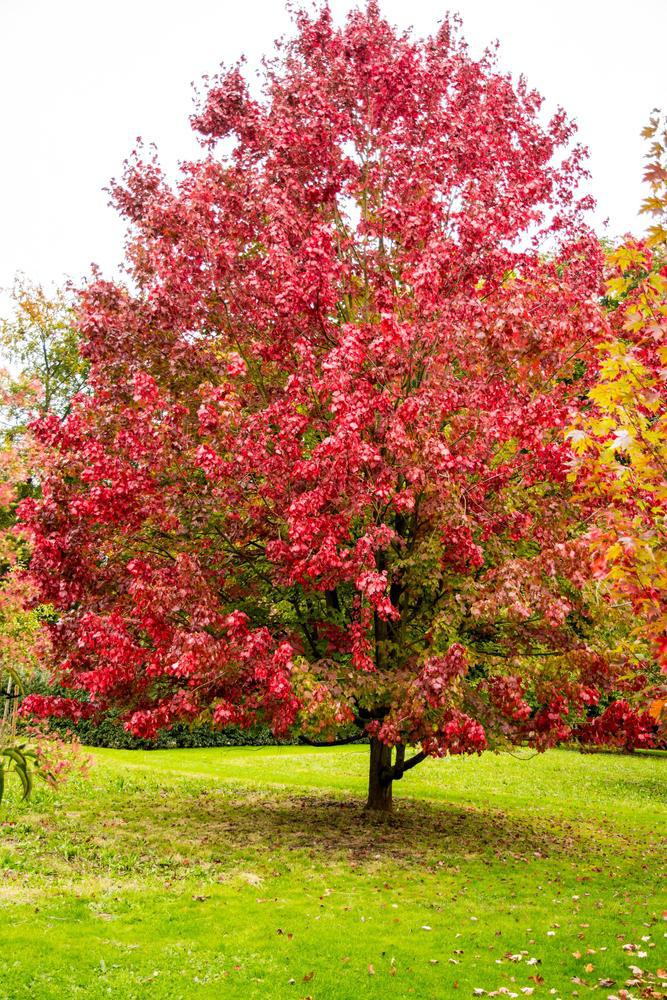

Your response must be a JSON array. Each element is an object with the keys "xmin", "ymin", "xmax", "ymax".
[{"xmin": 365, "ymin": 737, "xmax": 394, "ymax": 812}]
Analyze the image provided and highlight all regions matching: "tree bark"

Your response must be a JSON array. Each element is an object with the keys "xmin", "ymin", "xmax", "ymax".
[{"xmin": 365, "ymin": 736, "xmax": 394, "ymax": 812}]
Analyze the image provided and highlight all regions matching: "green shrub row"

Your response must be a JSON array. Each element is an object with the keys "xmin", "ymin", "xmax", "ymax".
[{"xmin": 43, "ymin": 713, "xmax": 287, "ymax": 750}]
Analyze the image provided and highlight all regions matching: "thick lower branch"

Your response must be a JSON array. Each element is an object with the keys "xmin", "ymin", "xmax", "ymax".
[
  {"xmin": 387, "ymin": 748, "xmax": 427, "ymax": 782},
  {"xmin": 400, "ymin": 750, "xmax": 427, "ymax": 774}
]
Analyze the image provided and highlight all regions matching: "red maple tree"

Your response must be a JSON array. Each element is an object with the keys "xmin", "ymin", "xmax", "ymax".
[{"xmin": 20, "ymin": 4, "xmax": 658, "ymax": 809}]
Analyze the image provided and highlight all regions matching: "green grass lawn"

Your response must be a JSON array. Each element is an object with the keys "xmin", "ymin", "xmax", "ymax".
[{"xmin": 0, "ymin": 745, "xmax": 665, "ymax": 999}]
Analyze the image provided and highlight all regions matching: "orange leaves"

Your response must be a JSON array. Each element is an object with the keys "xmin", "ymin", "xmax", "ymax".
[
  {"xmin": 567, "ymin": 114, "xmax": 667, "ymax": 687},
  {"xmin": 640, "ymin": 111, "xmax": 667, "ymax": 247}
]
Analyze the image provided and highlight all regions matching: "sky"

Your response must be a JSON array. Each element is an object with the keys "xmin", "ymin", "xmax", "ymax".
[{"xmin": 0, "ymin": 0, "xmax": 665, "ymax": 300}]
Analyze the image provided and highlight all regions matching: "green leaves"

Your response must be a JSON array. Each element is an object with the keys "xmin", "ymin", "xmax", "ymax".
[{"xmin": 0, "ymin": 743, "xmax": 37, "ymax": 803}]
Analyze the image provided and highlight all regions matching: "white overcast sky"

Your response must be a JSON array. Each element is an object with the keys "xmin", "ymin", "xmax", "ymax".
[{"xmin": 1, "ymin": 0, "xmax": 665, "ymax": 300}]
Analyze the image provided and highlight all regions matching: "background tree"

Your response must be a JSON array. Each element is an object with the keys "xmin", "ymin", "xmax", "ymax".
[
  {"xmin": 0, "ymin": 429, "xmax": 47, "ymax": 802},
  {"xmin": 0, "ymin": 276, "xmax": 88, "ymax": 587},
  {"xmin": 20, "ymin": 3, "xmax": 658, "ymax": 810},
  {"xmin": 0, "ymin": 277, "xmax": 88, "ymax": 438},
  {"xmin": 0, "ymin": 279, "xmax": 87, "ymax": 800},
  {"xmin": 568, "ymin": 112, "xmax": 666, "ymax": 740}
]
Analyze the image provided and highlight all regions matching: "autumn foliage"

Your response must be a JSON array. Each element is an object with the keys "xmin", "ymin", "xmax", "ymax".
[
  {"xmin": 0, "ymin": 281, "xmax": 89, "ymax": 801},
  {"xmin": 566, "ymin": 113, "xmax": 667, "ymax": 745},
  {"xmin": 570, "ymin": 113, "xmax": 666, "ymax": 672},
  {"xmin": 18, "ymin": 4, "xmax": 661, "ymax": 807}
]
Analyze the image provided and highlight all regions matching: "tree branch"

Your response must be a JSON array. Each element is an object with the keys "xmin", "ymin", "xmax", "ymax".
[
  {"xmin": 393, "ymin": 750, "xmax": 427, "ymax": 779},
  {"xmin": 298, "ymin": 733, "xmax": 365, "ymax": 748}
]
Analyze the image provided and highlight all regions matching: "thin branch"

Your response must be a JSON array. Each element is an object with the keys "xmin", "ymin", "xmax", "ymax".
[{"xmin": 299, "ymin": 733, "xmax": 365, "ymax": 748}]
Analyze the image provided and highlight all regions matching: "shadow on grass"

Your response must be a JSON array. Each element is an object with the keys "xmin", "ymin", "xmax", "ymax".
[
  {"xmin": 28, "ymin": 780, "xmax": 585, "ymax": 883},
  {"xmin": 207, "ymin": 792, "xmax": 580, "ymax": 860}
]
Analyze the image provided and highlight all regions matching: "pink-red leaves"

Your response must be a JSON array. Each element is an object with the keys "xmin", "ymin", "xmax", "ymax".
[{"xmin": 19, "ymin": 4, "xmax": 648, "ymax": 757}]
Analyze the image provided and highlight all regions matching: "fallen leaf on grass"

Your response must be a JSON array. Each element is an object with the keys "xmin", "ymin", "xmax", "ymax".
[{"xmin": 240, "ymin": 872, "xmax": 263, "ymax": 887}]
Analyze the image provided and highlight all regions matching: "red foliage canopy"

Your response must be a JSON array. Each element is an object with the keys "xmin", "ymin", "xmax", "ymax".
[{"xmin": 20, "ymin": 5, "xmax": 659, "ymax": 790}]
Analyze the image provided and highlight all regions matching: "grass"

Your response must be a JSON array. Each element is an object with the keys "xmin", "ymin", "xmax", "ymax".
[{"xmin": 0, "ymin": 745, "xmax": 665, "ymax": 999}]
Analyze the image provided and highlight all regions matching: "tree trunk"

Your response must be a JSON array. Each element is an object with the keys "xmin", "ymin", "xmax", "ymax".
[{"xmin": 365, "ymin": 736, "xmax": 393, "ymax": 812}]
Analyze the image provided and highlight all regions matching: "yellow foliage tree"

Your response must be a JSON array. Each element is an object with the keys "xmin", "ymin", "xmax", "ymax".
[{"xmin": 569, "ymin": 113, "xmax": 666, "ymax": 686}]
